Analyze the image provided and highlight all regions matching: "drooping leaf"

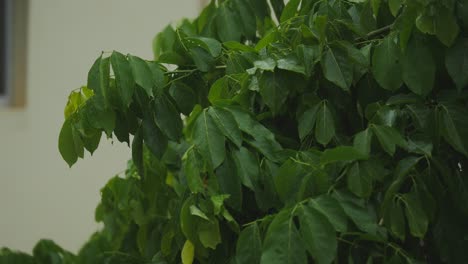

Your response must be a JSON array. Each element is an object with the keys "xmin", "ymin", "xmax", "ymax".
[
  {"xmin": 333, "ymin": 190, "xmax": 378, "ymax": 235},
  {"xmin": 192, "ymin": 110, "xmax": 226, "ymax": 168},
  {"xmin": 438, "ymin": 104, "xmax": 468, "ymax": 157},
  {"xmin": 181, "ymin": 240, "xmax": 195, "ymax": 264},
  {"xmin": 128, "ymin": 55, "xmax": 154, "ymax": 97},
  {"xmin": 142, "ymin": 114, "xmax": 168, "ymax": 159},
  {"xmin": 372, "ymin": 36, "xmax": 403, "ymax": 91},
  {"xmin": 445, "ymin": 38, "xmax": 468, "ymax": 91},
  {"xmin": 402, "ymin": 191, "xmax": 428, "ymax": 238},
  {"xmin": 280, "ymin": 0, "xmax": 301, "ymax": 23},
  {"xmin": 299, "ymin": 205, "xmax": 337, "ymax": 264},
  {"xmin": 59, "ymin": 118, "xmax": 78, "ymax": 167},
  {"xmin": 315, "ymin": 101, "xmax": 336, "ymax": 146},
  {"xmin": 321, "ymin": 46, "xmax": 353, "ymax": 91},
  {"xmin": 309, "ymin": 195, "xmax": 348, "ymax": 233},
  {"xmin": 232, "ymin": 147, "xmax": 259, "ymax": 190},
  {"xmin": 208, "ymin": 107, "xmax": 242, "ymax": 147},
  {"xmin": 347, "ymin": 162, "xmax": 373, "ymax": 198},
  {"xmin": 321, "ymin": 146, "xmax": 369, "ymax": 164},
  {"xmin": 259, "ymin": 71, "xmax": 289, "ymax": 115},
  {"xmin": 298, "ymin": 103, "xmax": 320, "ymax": 141},
  {"xmin": 371, "ymin": 125, "xmax": 406, "ymax": 156},
  {"xmin": 236, "ymin": 224, "xmax": 262, "ymax": 264},
  {"xmin": 153, "ymin": 94, "xmax": 183, "ymax": 141},
  {"xmin": 216, "ymin": 4, "xmax": 242, "ymax": 42},
  {"xmin": 260, "ymin": 210, "xmax": 307, "ymax": 264},
  {"xmin": 401, "ymin": 38, "xmax": 435, "ymax": 96},
  {"xmin": 353, "ymin": 129, "xmax": 373, "ymax": 156},
  {"xmin": 110, "ymin": 51, "xmax": 134, "ymax": 106}
]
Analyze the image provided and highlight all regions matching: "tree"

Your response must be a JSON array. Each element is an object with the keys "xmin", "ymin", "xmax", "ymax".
[{"xmin": 2, "ymin": 0, "xmax": 468, "ymax": 263}]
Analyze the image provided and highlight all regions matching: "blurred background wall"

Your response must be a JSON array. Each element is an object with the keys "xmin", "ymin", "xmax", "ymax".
[{"xmin": 0, "ymin": 0, "xmax": 200, "ymax": 253}]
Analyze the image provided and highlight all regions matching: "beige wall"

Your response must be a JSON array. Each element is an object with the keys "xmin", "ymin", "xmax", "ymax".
[{"xmin": 0, "ymin": 0, "xmax": 199, "ymax": 253}]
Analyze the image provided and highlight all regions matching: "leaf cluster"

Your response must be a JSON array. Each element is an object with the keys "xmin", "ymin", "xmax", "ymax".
[{"xmin": 3, "ymin": 0, "xmax": 468, "ymax": 263}]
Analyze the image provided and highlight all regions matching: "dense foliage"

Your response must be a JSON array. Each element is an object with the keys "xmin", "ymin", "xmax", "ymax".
[{"xmin": 2, "ymin": 0, "xmax": 468, "ymax": 263}]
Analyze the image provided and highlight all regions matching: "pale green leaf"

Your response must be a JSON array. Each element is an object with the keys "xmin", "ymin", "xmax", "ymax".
[{"xmin": 181, "ymin": 240, "xmax": 195, "ymax": 264}]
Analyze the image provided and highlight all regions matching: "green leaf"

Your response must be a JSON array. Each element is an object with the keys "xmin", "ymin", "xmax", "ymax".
[
  {"xmin": 299, "ymin": 205, "xmax": 337, "ymax": 264},
  {"xmin": 59, "ymin": 118, "xmax": 78, "ymax": 167},
  {"xmin": 216, "ymin": 154, "xmax": 243, "ymax": 210},
  {"xmin": 315, "ymin": 101, "xmax": 335, "ymax": 146},
  {"xmin": 333, "ymin": 190, "xmax": 378, "ymax": 234},
  {"xmin": 128, "ymin": 55, "xmax": 154, "ymax": 97},
  {"xmin": 132, "ymin": 127, "xmax": 144, "ymax": 176},
  {"xmin": 298, "ymin": 103, "xmax": 320, "ymax": 141},
  {"xmin": 371, "ymin": 0, "xmax": 381, "ymax": 18},
  {"xmin": 153, "ymin": 94, "xmax": 183, "ymax": 141},
  {"xmin": 192, "ymin": 110, "xmax": 226, "ymax": 168},
  {"xmin": 184, "ymin": 36, "xmax": 222, "ymax": 57},
  {"xmin": 259, "ymin": 71, "xmax": 289, "ymax": 115},
  {"xmin": 381, "ymin": 156, "xmax": 422, "ymax": 214},
  {"xmin": 445, "ymin": 38, "xmax": 468, "ymax": 91},
  {"xmin": 277, "ymin": 55, "xmax": 305, "ymax": 75},
  {"xmin": 402, "ymin": 191, "xmax": 428, "ymax": 238},
  {"xmin": 83, "ymin": 100, "xmax": 116, "ymax": 135},
  {"xmin": 321, "ymin": 146, "xmax": 369, "ymax": 165},
  {"xmin": 233, "ymin": 0, "xmax": 257, "ymax": 39},
  {"xmin": 216, "ymin": 4, "xmax": 242, "ymax": 42},
  {"xmin": 274, "ymin": 160, "xmax": 305, "ymax": 203},
  {"xmin": 347, "ymin": 162, "xmax": 373, "ymax": 198},
  {"xmin": 353, "ymin": 129, "xmax": 373, "ymax": 156},
  {"xmin": 372, "ymin": 36, "xmax": 403, "ymax": 91},
  {"xmin": 181, "ymin": 240, "xmax": 195, "ymax": 264},
  {"xmin": 208, "ymin": 77, "xmax": 229, "ymax": 104},
  {"xmin": 142, "ymin": 115, "xmax": 168, "ymax": 159},
  {"xmin": 110, "ymin": 51, "xmax": 134, "ymax": 106},
  {"xmin": 371, "ymin": 125, "xmax": 406, "ymax": 156},
  {"xmin": 385, "ymin": 200, "xmax": 406, "ymax": 240},
  {"xmin": 198, "ymin": 219, "xmax": 222, "ymax": 249},
  {"xmin": 169, "ymin": 82, "xmax": 196, "ymax": 115},
  {"xmin": 438, "ymin": 104, "xmax": 468, "ymax": 157},
  {"xmin": 232, "ymin": 147, "xmax": 259, "ymax": 190},
  {"xmin": 190, "ymin": 47, "xmax": 215, "ymax": 72},
  {"xmin": 260, "ymin": 210, "xmax": 307, "ymax": 264},
  {"xmin": 236, "ymin": 224, "xmax": 262, "ymax": 264},
  {"xmin": 208, "ymin": 107, "xmax": 242, "ymax": 148},
  {"xmin": 296, "ymin": 44, "xmax": 318, "ymax": 77},
  {"xmin": 401, "ymin": 38, "xmax": 435, "ymax": 96},
  {"xmin": 321, "ymin": 46, "xmax": 353, "ymax": 91},
  {"xmin": 280, "ymin": 0, "xmax": 301, "ymax": 23},
  {"xmin": 87, "ymin": 55, "xmax": 111, "ymax": 108},
  {"xmin": 309, "ymin": 195, "xmax": 348, "ymax": 233},
  {"xmin": 388, "ymin": 0, "xmax": 402, "ymax": 16},
  {"xmin": 435, "ymin": 7, "xmax": 459, "ymax": 47},
  {"xmin": 183, "ymin": 147, "xmax": 204, "ymax": 193}
]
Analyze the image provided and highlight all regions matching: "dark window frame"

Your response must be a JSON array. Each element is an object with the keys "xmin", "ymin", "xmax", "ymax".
[{"xmin": 1, "ymin": 0, "xmax": 28, "ymax": 107}]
